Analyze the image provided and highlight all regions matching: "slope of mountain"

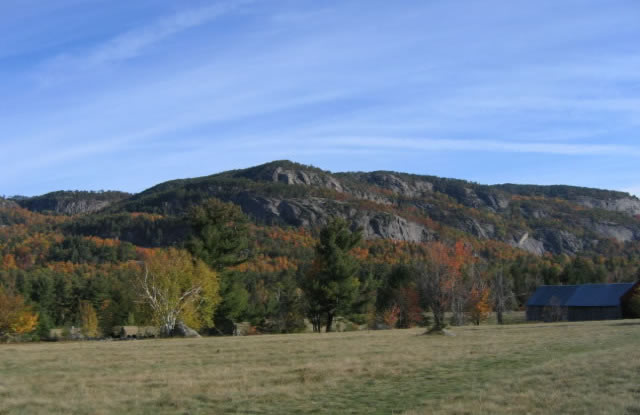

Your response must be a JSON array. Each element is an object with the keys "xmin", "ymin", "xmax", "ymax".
[
  {"xmin": 0, "ymin": 197, "xmax": 19, "ymax": 209},
  {"xmin": 5, "ymin": 162, "xmax": 640, "ymax": 338},
  {"xmin": 83, "ymin": 160, "xmax": 640, "ymax": 256},
  {"xmin": 13, "ymin": 191, "xmax": 130, "ymax": 215}
]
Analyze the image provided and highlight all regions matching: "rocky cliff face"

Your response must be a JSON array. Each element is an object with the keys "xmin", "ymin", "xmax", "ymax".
[
  {"xmin": 33, "ymin": 160, "xmax": 640, "ymax": 256},
  {"xmin": 41, "ymin": 199, "xmax": 113, "ymax": 215},
  {"xmin": 223, "ymin": 163, "xmax": 640, "ymax": 253},
  {"xmin": 575, "ymin": 196, "xmax": 640, "ymax": 216},
  {"xmin": 0, "ymin": 198, "xmax": 19, "ymax": 209},
  {"xmin": 270, "ymin": 166, "xmax": 344, "ymax": 192},
  {"xmin": 230, "ymin": 192, "xmax": 435, "ymax": 243},
  {"xmin": 17, "ymin": 191, "xmax": 130, "ymax": 215}
]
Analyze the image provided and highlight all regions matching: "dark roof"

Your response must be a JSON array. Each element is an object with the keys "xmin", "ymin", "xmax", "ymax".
[
  {"xmin": 527, "ymin": 283, "xmax": 635, "ymax": 307},
  {"xmin": 526, "ymin": 285, "xmax": 578, "ymax": 306}
]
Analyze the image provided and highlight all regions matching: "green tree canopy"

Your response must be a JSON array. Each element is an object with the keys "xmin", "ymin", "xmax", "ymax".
[
  {"xmin": 186, "ymin": 198, "xmax": 250, "ymax": 271},
  {"xmin": 303, "ymin": 217, "xmax": 362, "ymax": 332}
]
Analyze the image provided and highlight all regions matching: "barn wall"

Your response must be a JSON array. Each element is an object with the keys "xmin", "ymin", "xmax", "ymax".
[
  {"xmin": 526, "ymin": 306, "xmax": 568, "ymax": 322},
  {"xmin": 567, "ymin": 306, "xmax": 622, "ymax": 321},
  {"xmin": 526, "ymin": 306, "xmax": 543, "ymax": 321}
]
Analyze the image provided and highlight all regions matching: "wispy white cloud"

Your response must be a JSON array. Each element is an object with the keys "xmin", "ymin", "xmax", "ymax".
[
  {"xmin": 231, "ymin": 136, "xmax": 640, "ymax": 157},
  {"xmin": 36, "ymin": 0, "xmax": 252, "ymax": 85},
  {"xmin": 331, "ymin": 137, "xmax": 640, "ymax": 156},
  {"xmin": 3, "ymin": 0, "xmax": 640, "ymax": 195}
]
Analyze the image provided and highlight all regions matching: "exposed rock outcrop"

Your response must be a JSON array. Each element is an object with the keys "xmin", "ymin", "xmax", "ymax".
[
  {"xmin": 510, "ymin": 232, "xmax": 545, "ymax": 256},
  {"xmin": 575, "ymin": 196, "xmax": 640, "ymax": 216},
  {"xmin": 17, "ymin": 191, "xmax": 129, "ymax": 215},
  {"xmin": 354, "ymin": 212, "xmax": 436, "ymax": 243},
  {"xmin": 85, "ymin": 160, "xmax": 640, "ymax": 256},
  {"xmin": 48, "ymin": 199, "xmax": 112, "ymax": 215},
  {"xmin": 592, "ymin": 222, "xmax": 635, "ymax": 242},
  {"xmin": 271, "ymin": 166, "xmax": 344, "ymax": 192},
  {"xmin": 0, "ymin": 198, "xmax": 18, "ymax": 209},
  {"xmin": 231, "ymin": 193, "xmax": 435, "ymax": 243},
  {"xmin": 540, "ymin": 229, "xmax": 584, "ymax": 255},
  {"xmin": 362, "ymin": 172, "xmax": 433, "ymax": 198}
]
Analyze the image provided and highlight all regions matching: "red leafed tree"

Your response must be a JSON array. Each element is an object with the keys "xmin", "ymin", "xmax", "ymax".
[
  {"xmin": 447, "ymin": 241, "xmax": 474, "ymax": 326},
  {"xmin": 382, "ymin": 304, "xmax": 401, "ymax": 328},
  {"xmin": 415, "ymin": 241, "xmax": 471, "ymax": 332}
]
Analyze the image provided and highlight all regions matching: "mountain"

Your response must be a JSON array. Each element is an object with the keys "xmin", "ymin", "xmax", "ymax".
[
  {"xmin": 73, "ymin": 160, "xmax": 640, "ymax": 256},
  {"xmin": 5, "ymin": 161, "xmax": 640, "ymax": 256},
  {"xmin": 0, "ymin": 197, "xmax": 19, "ymax": 209},
  {"xmin": 3, "ymin": 160, "xmax": 640, "ymax": 336},
  {"xmin": 12, "ymin": 191, "xmax": 130, "ymax": 215}
]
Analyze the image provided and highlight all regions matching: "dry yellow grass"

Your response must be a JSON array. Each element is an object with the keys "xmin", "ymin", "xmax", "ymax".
[{"xmin": 1, "ymin": 320, "xmax": 639, "ymax": 414}]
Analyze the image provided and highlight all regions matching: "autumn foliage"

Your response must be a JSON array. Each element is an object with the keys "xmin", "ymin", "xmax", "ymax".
[
  {"xmin": 467, "ymin": 286, "xmax": 492, "ymax": 325},
  {"xmin": 0, "ymin": 289, "xmax": 38, "ymax": 337}
]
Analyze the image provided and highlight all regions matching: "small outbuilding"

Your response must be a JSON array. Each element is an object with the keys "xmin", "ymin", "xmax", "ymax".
[{"xmin": 526, "ymin": 282, "xmax": 639, "ymax": 322}]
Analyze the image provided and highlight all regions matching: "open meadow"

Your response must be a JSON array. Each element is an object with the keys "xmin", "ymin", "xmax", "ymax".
[{"xmin": 1, "ymin": 320, "xmax": 639, "ymax": 415}]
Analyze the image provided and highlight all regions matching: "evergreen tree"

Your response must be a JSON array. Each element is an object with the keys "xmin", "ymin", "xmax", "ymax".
[
  {"xmin": 302, "ymin": 218, "xmax": 362, "ymax": 332},
  {"xmin": 186, "ymin": 198, "xmax": 249, "ymax": 271}
]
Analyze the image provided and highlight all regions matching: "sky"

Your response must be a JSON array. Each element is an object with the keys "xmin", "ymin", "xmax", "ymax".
[{"xmin": 1, "ymin": 0, "xmax": 640, "ymax": 197}]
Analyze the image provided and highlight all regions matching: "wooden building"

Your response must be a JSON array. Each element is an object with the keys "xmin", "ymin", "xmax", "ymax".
[{"xmin": 526, "ymin": 282, "xmax": 639, "ymax": 322}]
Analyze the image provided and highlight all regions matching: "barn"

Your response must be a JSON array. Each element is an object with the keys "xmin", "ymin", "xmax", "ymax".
[{"xmin": 526, "ymin": 282, "xmax": 639, "ymax": 322}]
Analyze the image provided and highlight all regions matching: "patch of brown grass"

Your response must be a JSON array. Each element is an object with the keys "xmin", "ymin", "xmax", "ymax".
[{"xmin": 0, "ymin": 320, "xmax": 638, "ymax": 414}]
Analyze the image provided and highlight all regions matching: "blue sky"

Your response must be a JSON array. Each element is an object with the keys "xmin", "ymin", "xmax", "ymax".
[{"xmin": 2, "ymin": 0, "xmax": 640, "ymax": 197}]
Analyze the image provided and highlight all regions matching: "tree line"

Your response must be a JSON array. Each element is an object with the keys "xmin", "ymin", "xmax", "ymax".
[{"xmin": 2, "ymin": 198, "xmax": 639, "ymax": 340}]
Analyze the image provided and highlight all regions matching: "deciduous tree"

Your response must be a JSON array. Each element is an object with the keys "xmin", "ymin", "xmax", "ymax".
[
  {"xmin": 136, "ymin": 248, "xmax": 220, "ymax": 335},
  {"xmin": 79, "ymin": 301, "xmax": 100, "ymax": 338},
  {"xmin": 415, "ymin": 241, "xmax": 470, "ymax": 332},
  {"xmin": 0, "ymin": 288, "xmax": 38, "ymax": 338},
  {"xmin": 491, "ymin": 263, "xmax": 515, "ymax": 324},
  {"xmin": 467, "ymin": 282, "xmax": 491, "ymax": 325}
]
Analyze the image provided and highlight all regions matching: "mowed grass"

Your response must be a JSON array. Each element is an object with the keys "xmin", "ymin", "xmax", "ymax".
[{"xmin": 1, "ymin": 320, "xmax": 639, "ymax": 415}]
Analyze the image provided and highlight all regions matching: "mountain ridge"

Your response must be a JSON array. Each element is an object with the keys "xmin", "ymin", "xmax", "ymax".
[{"xmin": 7, "ymin": 160, "xmax": 640, "ymax": 256}]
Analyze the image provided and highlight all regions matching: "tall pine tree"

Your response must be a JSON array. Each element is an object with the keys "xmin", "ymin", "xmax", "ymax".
[{"xmin": 303, "ymin": 218, "xmax": 362, "ymax": 332}]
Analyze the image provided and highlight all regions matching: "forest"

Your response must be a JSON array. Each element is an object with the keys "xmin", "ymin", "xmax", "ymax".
[{"xmin": 2, "ymin": 162, "xmax": 640, "ymax": 340}]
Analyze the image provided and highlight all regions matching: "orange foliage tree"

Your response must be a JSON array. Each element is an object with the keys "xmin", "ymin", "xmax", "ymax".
[
  {"xmin": 414, "ymin": 241, "xmax": 471, "ymax": 331},
  {"xmin": 467, "ymin": 284, "xmax": 492, "ymax": 325}
]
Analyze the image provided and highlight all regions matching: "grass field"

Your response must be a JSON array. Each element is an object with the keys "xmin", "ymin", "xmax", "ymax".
[{"xmin": 1, "ymin": 319, "xmax": 639, "ymax": 415}]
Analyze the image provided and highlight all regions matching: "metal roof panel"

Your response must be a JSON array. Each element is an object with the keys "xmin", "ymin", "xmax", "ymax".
[
  {"xmin": 527, "ymin": 283, "xmax": 635, "ymax": 307},
  {"xmin": 566, "ymin": 283, "xmax": 635, "ymax": 307},
  {"xmin": 526, "ymin": 285, "xmax": 578, "ymax": 306}
]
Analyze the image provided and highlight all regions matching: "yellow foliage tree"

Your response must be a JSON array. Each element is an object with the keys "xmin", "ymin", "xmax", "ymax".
[
  {"xmin": 136, "ymin": 248, "xmax": 220, "ymax": 335},
  {"xmin": 79, "ymin": 301, "xmax": 100, "ymax": 338},
  {"xmin": 0, "ymin": 289, "xmax": 38, "ymax": 337}
]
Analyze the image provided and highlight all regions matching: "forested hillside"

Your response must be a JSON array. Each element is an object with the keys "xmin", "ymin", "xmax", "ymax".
[{"xmin": 2, "ymin": 161, "xmax": 640, "ymax": 340}]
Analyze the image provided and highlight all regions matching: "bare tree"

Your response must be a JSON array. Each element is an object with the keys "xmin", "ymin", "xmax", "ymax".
[
  {"xmin": 415, "ymin": 259, "xmax": 448, "ymax": 332},
  {"xmin": 491, "ymin": 264, "xmax": 515, "ymax": 324}
]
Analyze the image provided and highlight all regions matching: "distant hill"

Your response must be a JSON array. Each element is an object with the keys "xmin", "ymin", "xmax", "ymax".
[
  {"xmin": 25, "ymin": 160, "xmax": 636, "ymax": 256},
  {"xmin": 13, "ymin": 190, "xmax": 130, "ymax": 215},
  {"xmin": 3, "ymin": 160, "xmax": 640, "ymax": 336}
]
